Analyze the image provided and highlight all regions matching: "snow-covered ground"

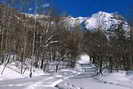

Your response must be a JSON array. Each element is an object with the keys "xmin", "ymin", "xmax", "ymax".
[
  {"xmin": 57, "ymin": 70, "xmax": 133, "ymax": 89},
  {"xmin": 57, "ymin": 77, "xmax": 130, "ymax": 89},
  {"xmin": 0, "ymin": 68, "xmax": 79, "ymax": 89},
  {"xmin": 0, "ymin": 74, "xmax": 59, "ymax": 89},
  {"xmin": 1, "ymin": 61, "xmax": 133, "ymax": 89},
  {"xmin": 97, "ymin": 71, "xmax": 133, "ymax": 89},
  {"xmin": 0, "ymin": 62, "xmax": 80, "ymax": 89},
  {"xmin": 0, "ymin": 63, "xmax": 47, "ymax": 81}
]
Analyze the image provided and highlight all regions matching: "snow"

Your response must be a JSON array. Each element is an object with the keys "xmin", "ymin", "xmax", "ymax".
[
  {"xmin": 0, "ymin": 68, "xmax": 80, "ymax": 89},
  {"xmin": 84, "ymin": 11, "xmax": 125, "ymax": 31},
  {"xmin": 98, "ymin": 71, "xmax": 133, "ymax": 88},
  {"xmin": 0, "ymin": 74, "xmax": 58, "ymax": 89},
  {"xmin": 77, "ymin": 54, "xmax": 90, "ymax": 64},
  {"xmin": 58, "ymin": 78, "xmax": 130, "ymax": 89},
  {"xmin": 85, "ymin": 17, "xmax": 98, "ymax": 30},
  {"xmin": 65, "ymin": 16, "xmax": 87, "ymax": 28},
  {"xmin": 100, "ymin": 71, "xmax": 129, "ymax": 82},
  {"xmin": 57, "ymin": 71, "xmax": 133, "ymax": 89},
  {"xmin": 0, "ymin": 63, "xmax": 47, "ymax": 81},
  {"xmin": 1, "ymin": 63, "xmax": 133, "ymax": 89},
  {"xmin": 56, "ymin": 69, "xmax": 133, "ymax": 89},
  {"xmin": 0, "ymin": 65, "xmax": 24, "ymax": 80},
  {"xmin": 65, "ymin": 11, "xmax": 130, "ymax": 38},
  {"xmin": 1, "ymin": 61, "xmax": 133, "ymax": 89}
]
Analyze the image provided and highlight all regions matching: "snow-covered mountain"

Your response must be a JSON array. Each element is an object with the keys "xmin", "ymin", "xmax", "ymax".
[
  {"xmin": 25, "ymin": 11, "xmax": 129, "ymax": 33},
  {"xmin": 24, "ymin": 11, "xmax": 130, "ymax": 38},
  {"xmin": 65, "ymin": 11, "xmax": 129, "ymax": 31},
  {"xmin": 64, "ymin": 11, "xmax": 130, "ymax": 38}
]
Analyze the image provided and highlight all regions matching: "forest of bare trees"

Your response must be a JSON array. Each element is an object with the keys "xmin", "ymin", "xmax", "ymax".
[{"xmin": 0, "ymin": 0, "xmax": 133, "ymax": 75}]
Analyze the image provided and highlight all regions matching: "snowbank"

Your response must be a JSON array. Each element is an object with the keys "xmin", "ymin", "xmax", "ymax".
[
  {"xmin": 98, "ymin": 71, "xmax": 133, "ymax": 88},
  {"xmin": 0, "ymin": 62, "xmax": 48, "ymax": 81},
  {"xmin": 57, "ymin": 70, "xmax": 133, "ymax": 89},
  {"xmin": 57, "ymin": 77, "xmax": 129, "ymax": 89}
]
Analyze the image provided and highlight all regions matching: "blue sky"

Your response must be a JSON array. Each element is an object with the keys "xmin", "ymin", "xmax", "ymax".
[
  {"xmin": 0, "ymin": 0, "xmax": 133, "ymax": 18},
  {"xmin": 53, "ymin": 0, "xmax": 133, "ymax": 17}
]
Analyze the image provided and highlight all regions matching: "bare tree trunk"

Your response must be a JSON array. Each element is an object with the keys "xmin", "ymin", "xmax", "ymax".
[
  {"xmin": 109, "ymin": 56, "xmax": 113, "ymax": 73},
  {"xmin": 1, "ymin": 55, "xmax": 10, "ymax": 75}
]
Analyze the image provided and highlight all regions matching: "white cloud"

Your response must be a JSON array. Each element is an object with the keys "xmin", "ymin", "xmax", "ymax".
[
  {"xmin": 42, "ymin": 3, "xmax": 50, "ymax": 8},
  {"xmin": 28, "ymin": 8, "xmax": 32, "ymax": 11}
]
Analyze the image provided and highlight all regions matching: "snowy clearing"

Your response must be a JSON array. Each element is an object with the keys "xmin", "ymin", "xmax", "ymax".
[{"xmin": 0, "ymin": 63, "xmax": 48, "ymax": 81}]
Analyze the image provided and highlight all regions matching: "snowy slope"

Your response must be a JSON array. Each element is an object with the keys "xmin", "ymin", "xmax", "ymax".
[
  {"xmin": 63, "ymin": 11, "xmax": 130, "ymax": 39},
  {"xmin": 85, "ymin": 12, "xmax": 128, "ymax": 31},
  {"xmin": 98, "ymin": 71, "xmax": 133, "ymax": 89},
  {"xmin": 57, "ymin": 75, "xmax": 131, "ymax": 89},
  {"xmin": 65, "ymin": 11, "xmax": 129, "ymax": 31},
  {"xmin": 0, "ymin": 68, "xmax": 80, "ymax": 89},
  {"xmin": 0, "ymin": 62, "xmax": 46, "ymax": 81},
  {"xmin": 57, "ymin": 71, "xmax": 133, "ymax": 89}
]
